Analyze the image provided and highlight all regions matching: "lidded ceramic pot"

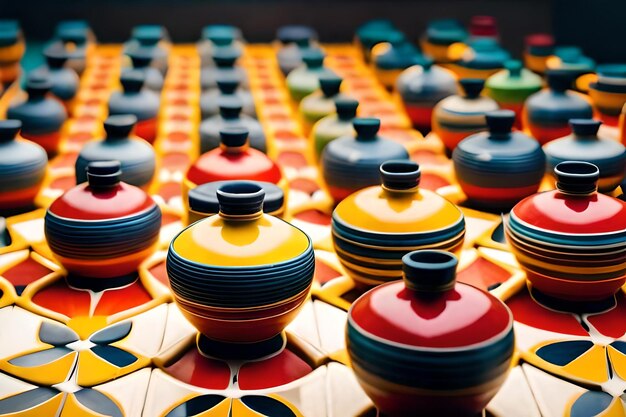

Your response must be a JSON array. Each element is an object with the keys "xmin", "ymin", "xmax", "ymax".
[
  {"xmin": 198, "ymin": 24, "xmax": 244, "ymax": 67},
  {"xmin": 199, "ymin": 97, "xmax": 266, "ymax": 153},
  {"xmin": 187, "ymin": 180, "xmax": 285, "ymax": 225},
  {"xmin": 276, "ymin": 25, "xmax": 319, "ymax": 75},
  {"xmin": 45, "ymin": 161, "xmax": 161, "ymax": 279},
  {"xmin": 347, "ymin": 249, "xmax": 514, "ymax": 417},
  {"xmin": 543, "ymin": 119, "xmax": 626, "ymax": 192},
  {"xmin": 468, "ymin": 15, "xmax": 499, "ymax": 41},
  {"xmin": 299, "ymin": 74, "xmax": 346, "ymax": 128},
  {"xmin": 125, "ymin": 49, "xmax": 164, "ymax": 92},
  {"xmin": 125, "ymin": 24, "xmax": 168, "ymax": 74},
  {"xmin": 0, "ymin": 120, "xmax": 47, "ymax": 213},
  {"xmin": 52, "ymin": 21, "xmax": 91, "ymax": 75},
  {"xmin": 312, "ymin": 98, "xmax": 358, "ymax": 160},
  {"xmin": 75, "ymin": 115, "xmax": 156, "ymax": 188},
  {"xmin": 322, "ymin": 118, "xmax": 409, "ymax": 203},
  {"xmin": 507, "ymin": 161, "xmax": 626, "ymax": 301},
  {"xmin": 354, "ymin": 19, "xmax": 397, "ymax": 62},
  {"xmin": 7, "ymin": 73, "xmax": 68, "ymax": 156},
  {"xmin": 448, "ymin": 38, "xmax": 510, "ymax": 80},
  {"xmin": 0, "ymin": 20, "xmax": 25, "ymax": 84},
  {"xmin": 184, "ymin": 127, "xmax": 285, "ymax": 210},
  {"xmin": 35, "ymin": 47, "xmax": 80, "ymax": 106},
  {"xmin": 432, "ymin": 78, "xmax": 499, "ymax": 153},
  {"xmin": 108, "ymin": 70, "xmax": 160, "ymax": 143},
  {"xmin": 200, "ymin": 47, "xmax": 248, "ymax": 90},
  {"xmin": 286, "ymin": 49, "xmax": 336, "ymax": 101},
  {"xmin": 167, "ymin": 181, "xmax": 314, "ymax": 343},
  {"xmin": 588, "ymin": 64, "xmax": 626, "ymax": 126},
  {"xmin": 371, "ymin": 30, "xmax": 424, "ymax": 90},
  {"xmin": 523, "ymin": 70, "xmax": 593, "ymax": 145},
  {"xmin": 396, "ymin": 58, "xmax": 458, "ymax": 134},
  {"xmin": 200, "ymin": 75, "xmax": 256, "ymax": 119},
  {"xmin": 453, "ymin": 110, "xmax": 546, "ymax": 210},
  {"xmin": 332, "ymin": 160, "xmax": 465, "ymax": 286},
  {"xmin": 420, "ymin": 19, "xmax": 467, "ymax": 64},
  {"xmin": 548, "ymin": 46, "xmax": 595, "ymax": 88},
  {"xmin": 524, "ymin": 33, "xmax": 554, "ymax": 74},
  {"xmin": 485, "ymin": 60, "xmax": 542, "ymax": 127}
]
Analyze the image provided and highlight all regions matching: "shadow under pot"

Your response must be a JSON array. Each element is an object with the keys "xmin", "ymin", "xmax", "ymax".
[
  {"xmin": 167, "ymin": 181, "xmax": 314, "ymax": 343},
  {"xmin": 332, "ymin": 160, "xmax": 465, "ymax": 287},
  {"xmin": 506, "ymin": 161, "xmax": 626, "ymax": 301}
]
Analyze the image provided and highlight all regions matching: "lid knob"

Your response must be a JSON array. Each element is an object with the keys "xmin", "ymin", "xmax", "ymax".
[
  {"xmin": 25, "ymin": 73, "xmax": 53, "ymax": 98},
  {"xmin": 216, "ymin": 76, "xmax": 239, "ymax": 95},
  {"xmin": 421, "ymin": 57, "xmax": 434, "ymax": 71},
  {"xmin": 217, "ymin": 181, "xmax": 265, "ymax": 217},
  {"xmin": 128, "ymin": 50, "xmax": 153, "ymax": 69},
  {"xmin": 276, "ymin": 25, "xmax": 316, "ymax": 45},
  {"xmin": 208, "ymin": 32, "xmax": 234, "ymax": 47},
  {"xmin": 44, "ymin": 47, "xmax": 68, "ymax": 69},
  {"xmin": 335, "ymin": 98, "xmax": 359, "ymax": 120},
  {"xmin": 380, "ymin": 160, "xmax": 421, "ymax": 191},
  {"xmin": 353, "ymin": 118, "xmax": 380, "ymax": 141},
  {"xmin": 554, "ymin": 161, "xmax": 599, "ymax": 196},
  {"xmin": 569, "ymin": 119, "xmax": 601, "ymax": 138},
  {"xmin": 104, "ymin": 114, "xmax": 137, "ymax": 140},
  {"xmin": 302, "ymin": 49, "xmax": 324, "ymax": 68},
  {"xmin": 59, "ymin": 27, "xmax": 87, "ymax": 45},
  {"xmin": 213, "ymin": 49, "xmax": 239, "ymax": 68},
  {"xmin": 505, "ymin": 60, "xmax": 522, "ymax": 78},
  {"xmin": 486, "ymin": 110, "xmax": 515, "ymax": 136},
  {"xmin": 218, "ymin": 96, "xmax": 243, "ymax": 119},
  {"xmin": 134, "ymin": 26, "xmax": 164, "ymax": 46},
  {"xmin": 319, "ymin": 75, "xmax": 342, "ymax": 97},
  {"xmin": 0, "ymin": 119, "xmax": 21, "ymax": 142},
  {"xmin": 459, "ymin": 78, "xmax": 485, "ymax": 99},
  {"xmin": 402, "ymin": 250, "xmax": 458, "ymax": 293},
  {"xmin": 86, "ymin": 161, "xmax": 122, "ymax": 189},
  {"xmin": 120, "ymin": 70, "xmax": 145, "ymax": 93},
  {"xmin": 546, "ymin": 70, "xmax": 573, "ymax": 93},
  {"xmin": 220, "ymin": 126, "xmax": 249, "ymax": 148}
]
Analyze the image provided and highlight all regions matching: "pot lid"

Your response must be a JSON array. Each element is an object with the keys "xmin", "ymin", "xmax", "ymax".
[
  {"xmin": 172, "ymin": 182, "xmax": 310, "ymax": 267},
  {"xmin": 511, "ymin": 161, "xmax": 626, "ymax": 235},
  {"xmin": 349, "ymin": 250, "xmax": 512, "ymax": 349},
  {"xmin": 486, "ymin": 60, "xmax": 543, "ymax": 91},
  {"xmin": 49, "ymin": 161, "xmax": 155, "ymax": 220},
  {"xmin": 189, "ymin": 180, "xmax": 284, "ymax": 215},
  {"xmin": 333, "ymin": 160, "xmax": 464, "ymax": 234}
]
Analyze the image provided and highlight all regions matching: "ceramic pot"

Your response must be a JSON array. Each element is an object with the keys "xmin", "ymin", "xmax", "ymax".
[
  {"xmin": 396, "ymin": 58, "xmax": 458, "ymax": 134},
  {"xmin": 0, "ymin": 120, "xmax": 47, "ymax": 213},
  {"xmin": 347, "ymin": 249, "xmax": 514, "ymax": 416},
  {"xmin": 125, "ymin": 49, "xmax": 164, "ymax": 92},
  {"xmin": 168, "ymin": 181, "xmax": 314, "ymax": 343},
  {"xmin": 322, "ymin": 118, "xmax": 409, "ymax": 203},
  {"xmin": 35, "ymin": 47, "xmax": 80, "ymax": 106},
  {"xmin": 286, "ymin": 49, "xmax": 336, "ymax": 101},
  {"xmin": 448, "ymin": 38, "xmax": 510, "ymax": 80},
  {"xmin": 506, "ymin": 161, "xmax": 626, "ymax": 301},
  {"xmin": 0, "ymin": 20, "xmax": 25, "ymax": 83},
  {"xmin": 548, "ymin": 46, "xmax": 595, "ymax": 90},
  {"xmin": 75, "ymin": 115, "xmax": 156, "ymax": 188},
  {"xmin": 588, "ymin": 64, "xmax": 626, "ymax": 126},
  {"xmin": 485, "ymin": 60, "xmax": 542, "ymax": 128},
  {"xmin": 419, "ymin": 19, "xmax": 467, "ymax": 64},
  {"xmin": 524, "ymin": 33, "xmax": 554, "ymax": 74},
  {"xmin": 125, "ymin": 24, "xmax": 169, "ymax": 75},
  {"xmin": 199, "ymin": 97, "xmax": 266, "ymax": 153},
  {"xmin": 108, "ymin": 70, "xmax": 160, "ymax": 143},
  {"xmin": 469, "ymin": 15, "xmax": 499, "ymax": 41},
  {"xmin": 198, "ymin": 24, "xmax": 244, "ymax": 68},
  {"xmin": 184, "ymin": 127, "xmax": 286, "ymax": 213},
  {"xmin": 354, "ymin": 19, "xmax": 397, "ymax": 62},
  {"xmin": 300, "ymin": 75, "xmax": 347, "ymax": 130},
  {"xmin": 276, "ymin": 25, "xmax": 318, "ymax": 75},
  {"xmin": 543, "ymin": 119, "xmax": 626, "ymax": 192},
  {"xmin": 200, "ymin": 75, "xmax": 256, "ymax": 119},
  {"xmin": 200, "ymin": 47, "xmax": 248, "ymax": 90},
  {"xmin": 52, "ymin": 21, "xmax": 91, "ymax": 75},
  {"xmin": 332, "ymin": 160, "xmax": 465, "ymax": 286},
  {"xmin": 187, "ymin": 179, "xmax": 285, "ymax": 225},
  {"xmin": 453, "ymin": 110, "xmax": 546, "ymax": 210},
  {"xmin": 432, "ymin": 78, "xmax": 499, "ymax": 153},
  {"xmin": 45, "ymin": 161, "xmax": 161, "ymax": 279},
  {"xmin": 312, "ymin": 98, "xmax": 358, "ymax": 160},
  {"xmin": 371, "ymin": 30, "xmax": 424, "ymax": 90},
  {"xmin": 7, "ymin": 73, "xmax": 68, "ymax": 156},
  {"xmin": 523, "ymin": 70, "xmax": 593, "ymax": 145}
]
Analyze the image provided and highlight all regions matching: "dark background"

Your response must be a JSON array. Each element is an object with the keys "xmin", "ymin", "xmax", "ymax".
[{"xmin": 1, "ymin": 0, "xmax": 624, "ymax": 63}]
